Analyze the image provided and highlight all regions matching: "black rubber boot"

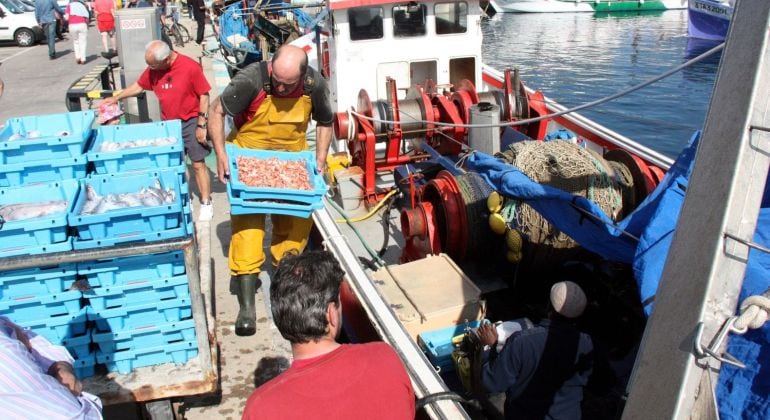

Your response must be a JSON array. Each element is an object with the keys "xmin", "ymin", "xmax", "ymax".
[{"xmin": 234, "ymin": 274, "xmax": 261, "ymax": 336}]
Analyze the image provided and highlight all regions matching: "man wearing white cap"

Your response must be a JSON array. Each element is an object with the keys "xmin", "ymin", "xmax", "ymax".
[{"xmin": 478, "ymin": 281, "xmax": 594, "ymax": 419}]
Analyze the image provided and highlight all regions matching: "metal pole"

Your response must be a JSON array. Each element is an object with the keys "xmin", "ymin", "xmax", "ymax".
[{"xmin": 623, "ymin": 0, "xmax": 770, "ymax": 417}]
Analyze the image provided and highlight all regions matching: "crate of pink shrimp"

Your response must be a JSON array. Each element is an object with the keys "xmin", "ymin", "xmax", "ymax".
[{"xmin": 226, "ymin": 144, "xmax": 327, "ymax": 216}]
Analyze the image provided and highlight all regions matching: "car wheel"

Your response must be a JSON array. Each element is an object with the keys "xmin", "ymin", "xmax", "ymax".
[{"xmin": 15, "ymin": 28, "xmax": 35, "ymax": 47}]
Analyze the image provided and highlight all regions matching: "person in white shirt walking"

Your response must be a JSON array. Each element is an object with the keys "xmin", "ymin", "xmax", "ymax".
[{"xmin": 65, "ymin": 0, "xmax": 90, "ymax": 64}]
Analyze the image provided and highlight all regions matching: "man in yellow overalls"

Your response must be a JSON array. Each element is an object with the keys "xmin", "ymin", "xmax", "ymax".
[{"xmin": 209, "ymin": 45, "xmax": 333, "ymax": 336}]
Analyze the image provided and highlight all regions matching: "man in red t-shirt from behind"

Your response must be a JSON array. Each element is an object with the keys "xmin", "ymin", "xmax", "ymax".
[
  {"xmin": 101, "ymin": 40, "xmax": 213, "ymax": 221},
  {"xmin": 242, "ymin": 250, "xmax": 415, "ymax": 420}
]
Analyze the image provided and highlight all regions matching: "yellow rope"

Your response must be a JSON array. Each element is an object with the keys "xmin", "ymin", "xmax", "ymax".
[{"xmin": 335, "ymin": 189, "xmax": 399, "ymax": 223}]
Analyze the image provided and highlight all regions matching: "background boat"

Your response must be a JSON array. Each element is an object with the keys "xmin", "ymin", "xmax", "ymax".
[
  {"xmin": 489, "ymin": 0, "xmax": 687, "ymax": 14},
  {"xmin": 687, "ymin": 0, "xmax": 733, "ymax": 40}
]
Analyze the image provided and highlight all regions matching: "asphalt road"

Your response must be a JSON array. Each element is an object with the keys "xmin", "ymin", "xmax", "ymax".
[{"xmin": 0, "ymin": 24, "xmax": 110, "ymax": 123}]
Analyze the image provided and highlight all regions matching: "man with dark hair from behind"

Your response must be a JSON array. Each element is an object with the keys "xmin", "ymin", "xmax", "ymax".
[{"xmin": 242, "ymin": 250, "xmax": 415, "ymax": 420}]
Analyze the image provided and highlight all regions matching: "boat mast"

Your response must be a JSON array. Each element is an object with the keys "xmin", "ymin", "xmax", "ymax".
[{"xmin": 623, "ymin": 0, "xmax": 770, "ymax": 417}]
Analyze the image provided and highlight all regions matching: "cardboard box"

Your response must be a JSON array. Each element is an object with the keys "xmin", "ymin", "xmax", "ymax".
[{"xmin": 371, "ymin": 254, "xmax": 484, "ymax": 342}]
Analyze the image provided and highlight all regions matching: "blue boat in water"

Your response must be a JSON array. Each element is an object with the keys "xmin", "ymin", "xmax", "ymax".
[{"xmin": 688, "ymin": 0, "xmax": 733, "ymax": 40}]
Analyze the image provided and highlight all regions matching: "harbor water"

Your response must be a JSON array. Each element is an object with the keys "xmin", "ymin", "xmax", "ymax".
[{"xmin": 482, "ymin": 10, "xmax": 721, "ymax": 158}]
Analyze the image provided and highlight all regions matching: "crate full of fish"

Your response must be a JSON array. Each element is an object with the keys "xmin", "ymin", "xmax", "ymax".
[
  {"xmin": 68, "ymin": 169, "xmax": 188, "ymax": 250},
  {"xmin": 0, "ymin": 111, "xmax": 95, "ymax": 164},
  {"xmin": 87, "ymin": 120, "xmax": 184, "ymax": 174},
  {"xmin": 0, "ymin": 179, "xmax": 79, "ymax": 257},
  {"xmin": 0, "ymin": 155, "xmax": 87, "ymax": 188},
  {"xmin": 77, "ymin": 251, "xmax": 185, "ymax": 288},
  {"xmin": 226, "ymin": 144, "xmax": 327, "ymax": 204}
]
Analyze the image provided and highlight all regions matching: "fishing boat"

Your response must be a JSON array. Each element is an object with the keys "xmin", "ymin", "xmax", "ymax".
[
  {"xmin": 223, "ymin": 0, "xmax": 768, "ymax": 417},
  {"xmin": 487, "ymin": 0, "xmax": 686, "ymax": 14},
  {"xmin": 687, "ymin": 0, "xmax": 733, "ymax": 41}
]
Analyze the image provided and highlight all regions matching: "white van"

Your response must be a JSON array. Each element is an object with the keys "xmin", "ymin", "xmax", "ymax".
[{"xmin": 0, "ymin": 0, "xmax": 44, "ymax": 46}]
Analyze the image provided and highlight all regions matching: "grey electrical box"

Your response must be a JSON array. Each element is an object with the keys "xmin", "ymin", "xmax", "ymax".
[
  {"xmin": 468, "ymin": 102, "xmax": 501, "ymax": 156},
  {"xmin": 115, "ymin": 8, "xmax": 163, "ymax": 122}
]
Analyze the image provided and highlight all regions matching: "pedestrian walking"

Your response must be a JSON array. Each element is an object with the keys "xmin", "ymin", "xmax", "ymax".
[
  {"xmin": 93, "ymin": 0, "xmax": 117, "ymax": 53},
  {"xmin": 65, "ymin": 0, "xmax": 90, "ymax": 64},
  {"xmin": 34, "ymin": 0, "xmax": 64, "ymax": 59},
  {"xmin": 101, "ymin": 40, "xmax": 213, "ymax": 222},
  {"xmin": 189, "ymin": 0, "xmax": 206, "ymax": 44}
]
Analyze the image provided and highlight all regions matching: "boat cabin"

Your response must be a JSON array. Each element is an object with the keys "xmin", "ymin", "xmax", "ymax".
[{"xmin": 324, "ymin": 0, "xmax": 484, "ymax": 111}]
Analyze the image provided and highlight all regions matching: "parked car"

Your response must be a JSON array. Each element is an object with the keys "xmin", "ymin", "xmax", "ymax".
[{"xmin": 0, "ymin": 0, "xmax": 43, "ymax": 46}]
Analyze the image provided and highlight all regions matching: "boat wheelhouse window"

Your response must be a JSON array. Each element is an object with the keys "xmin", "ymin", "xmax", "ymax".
[
  {"xmin": 450, "ymin": 56, "xmax": 476, "ymax": 87},
  {"xmin": 392, "ymin": 3, "xmax": 427, "ymax": 38},
  {"xmin": 348, "ymin": 7, "xmax": 384, "ymax": 41},
  {"xmin": 435, "ymin": 2, "xmax": 468, "ymax": 34}
]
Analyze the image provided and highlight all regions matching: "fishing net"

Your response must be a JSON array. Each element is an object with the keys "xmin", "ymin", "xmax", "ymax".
[{"xmin": 496, "ymin": 140, "xmax": 633, "ymax": 252}]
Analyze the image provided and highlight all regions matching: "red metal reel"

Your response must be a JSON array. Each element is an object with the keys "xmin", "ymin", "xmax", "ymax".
[
  {"xmin": 400, "ymin": 200, "xmax": 441, "ymax": 263},
  {"xmin": 406, "ymin": 84, "xmax": 436, "ymax": 137},
  {"xmin": 523, "ymin": 90, "xmax": 548, "ymax": 140},
  {"xmin": 451, "ymin": 79, "xmax": 480, "ymax": 125},
  {"xmin": 648, "ymin": 165, "xmax": 666, "ymax": 188},
  {"xmin": 420, "ymin": 171, "xmax": 469, "ymax": 262},
  {"xmin": 431, "ymin": 95, "xmax": 466, "ymax": 155}
]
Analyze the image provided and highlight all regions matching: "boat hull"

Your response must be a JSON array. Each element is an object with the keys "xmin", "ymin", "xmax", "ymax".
[
  {"xmin": 489, "ymin": 0, "xmax": 687, "ymax": 13},
  {"xmin": 687, "ymin": 0, "xmax": 732, "ymax": 41}
]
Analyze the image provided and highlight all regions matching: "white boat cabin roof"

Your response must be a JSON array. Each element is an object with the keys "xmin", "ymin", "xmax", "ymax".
[{"xmin": 323, "ymin": 0, "xmax": 484, "ymax": 112}]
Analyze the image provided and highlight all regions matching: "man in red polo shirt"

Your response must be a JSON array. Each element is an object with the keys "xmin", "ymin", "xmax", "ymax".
[{"xmin": 102, "ymin": 40, "xmax": 213, "ymax": 221}]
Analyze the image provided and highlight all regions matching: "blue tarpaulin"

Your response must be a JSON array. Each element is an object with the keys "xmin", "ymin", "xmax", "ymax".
[{"xmin": 465, "ymin": 133, "xmax": 769, "ymax": 418}]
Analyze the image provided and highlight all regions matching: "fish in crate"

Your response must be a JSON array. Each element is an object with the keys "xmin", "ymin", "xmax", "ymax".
[{"xmin": 226, "ymin": 144, "xmax": 327, "ymax": 218}]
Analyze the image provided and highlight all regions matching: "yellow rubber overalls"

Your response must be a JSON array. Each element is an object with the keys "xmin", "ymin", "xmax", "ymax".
[{"xmin": 228, "ymin": 90, "xmax": 315, "ymax": 275}]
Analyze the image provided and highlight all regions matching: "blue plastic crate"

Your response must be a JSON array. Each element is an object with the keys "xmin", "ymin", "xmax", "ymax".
[
  {"xmin": 16, "ymin": 307, "xmax": 88, "ymax": 344},
  {"xmin": 418, "ymin": 320, "xmax": 481, "ymax": 372},
  {"xmin": 227, "ymin": 183, "xmax": 322, "ymax": 218},
  {"xmin": 77, "ymin": 251, "xmax": 185, "ymax": 288},
  {"xmin": 226, "ymin": 144, "xmax": 327, "ymax": 204},
  {"xmin": 73, "ymin": 353, "xmax": 97, "ymax": 379},
  {"xmin": 68, "ymin": 170, "xmax": 188, "ymax": 249},
  {"xmin": 88, "ymin": 121, "xmax": 183, "ymax": 174},
  {"xmin": 0, "ymin": 111, "xmax": 95, "ymax": 164},
  {"xmin": 84, "ymin": 274, "xmax": 190, "ymax": 311},
  {"xmin": 0, "ymin": 290, "xmax": 83, "ymax": 323},
  {"xmin": 0, "ymin": 180, "xmax": 78, "ymax": 257},
  {"xmin": 0, "ymin": 264, "xmax": 77, "ymax": 301},
  {"xmin": 61, "ymin": 332, "xmax": 91, "ymax": 358},
  {"xmin": 97, "ymin": 339, "xmax": 198, "ymax": 374},
  {"xmin": 0, "ymin": 156, "xmax": 87, "ymax": 187},
  {"xmin": 88, "ymin": 297, "xmax": 192, "ymax": 332},
  {"xmin": 92, "ymin": 319, "xmax": 196, "ymax": 353}
]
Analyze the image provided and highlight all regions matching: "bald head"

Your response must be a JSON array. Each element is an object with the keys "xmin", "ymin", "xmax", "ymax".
[
  {"xmin": 145, "ymin": 40, "xmax": 172, "ymax": 70},
  {"xmin": 271, "ymin": 45, "xmax": 308, "ymax": 95}
]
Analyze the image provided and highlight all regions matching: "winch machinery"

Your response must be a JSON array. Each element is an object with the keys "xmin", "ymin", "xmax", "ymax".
[{"xmin": 333, "ymin": 71, "xmax": 664, "ymax": 264}]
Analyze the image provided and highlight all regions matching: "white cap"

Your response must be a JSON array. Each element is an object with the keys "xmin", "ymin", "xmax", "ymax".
[{"xmin": 550, "ymin": 281, "xmax": 587, "ymax": 318}]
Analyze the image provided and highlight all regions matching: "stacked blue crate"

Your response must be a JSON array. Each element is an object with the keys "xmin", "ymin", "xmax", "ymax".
[
  {"xmin": 0, "ymin": 111, "xmax": 94, "ymax": 187},
  {"xmin": 75, "ymin": 120, "xmax": 192, "ymax": 246},
  {"xmin": 0, "ymin": 179, "xmax": 80, "ymax": 257},
  {"xmin": 226, "ymin": 144, "xmax": 327, "ymax": 218},
  {"xmin": 79, "ymin": 251, "xmax": 198, "ymax": 374},
  {"xmin": 68, "ymin": 169, "xmax": 189, "ymax": 249},
  {"xmin": 0, "ymin": 111, "xmax": 94, "ymax": 257},
  {"xmin": 0, "ymin": 264, "xmax": 93, "ymax": 377}
]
